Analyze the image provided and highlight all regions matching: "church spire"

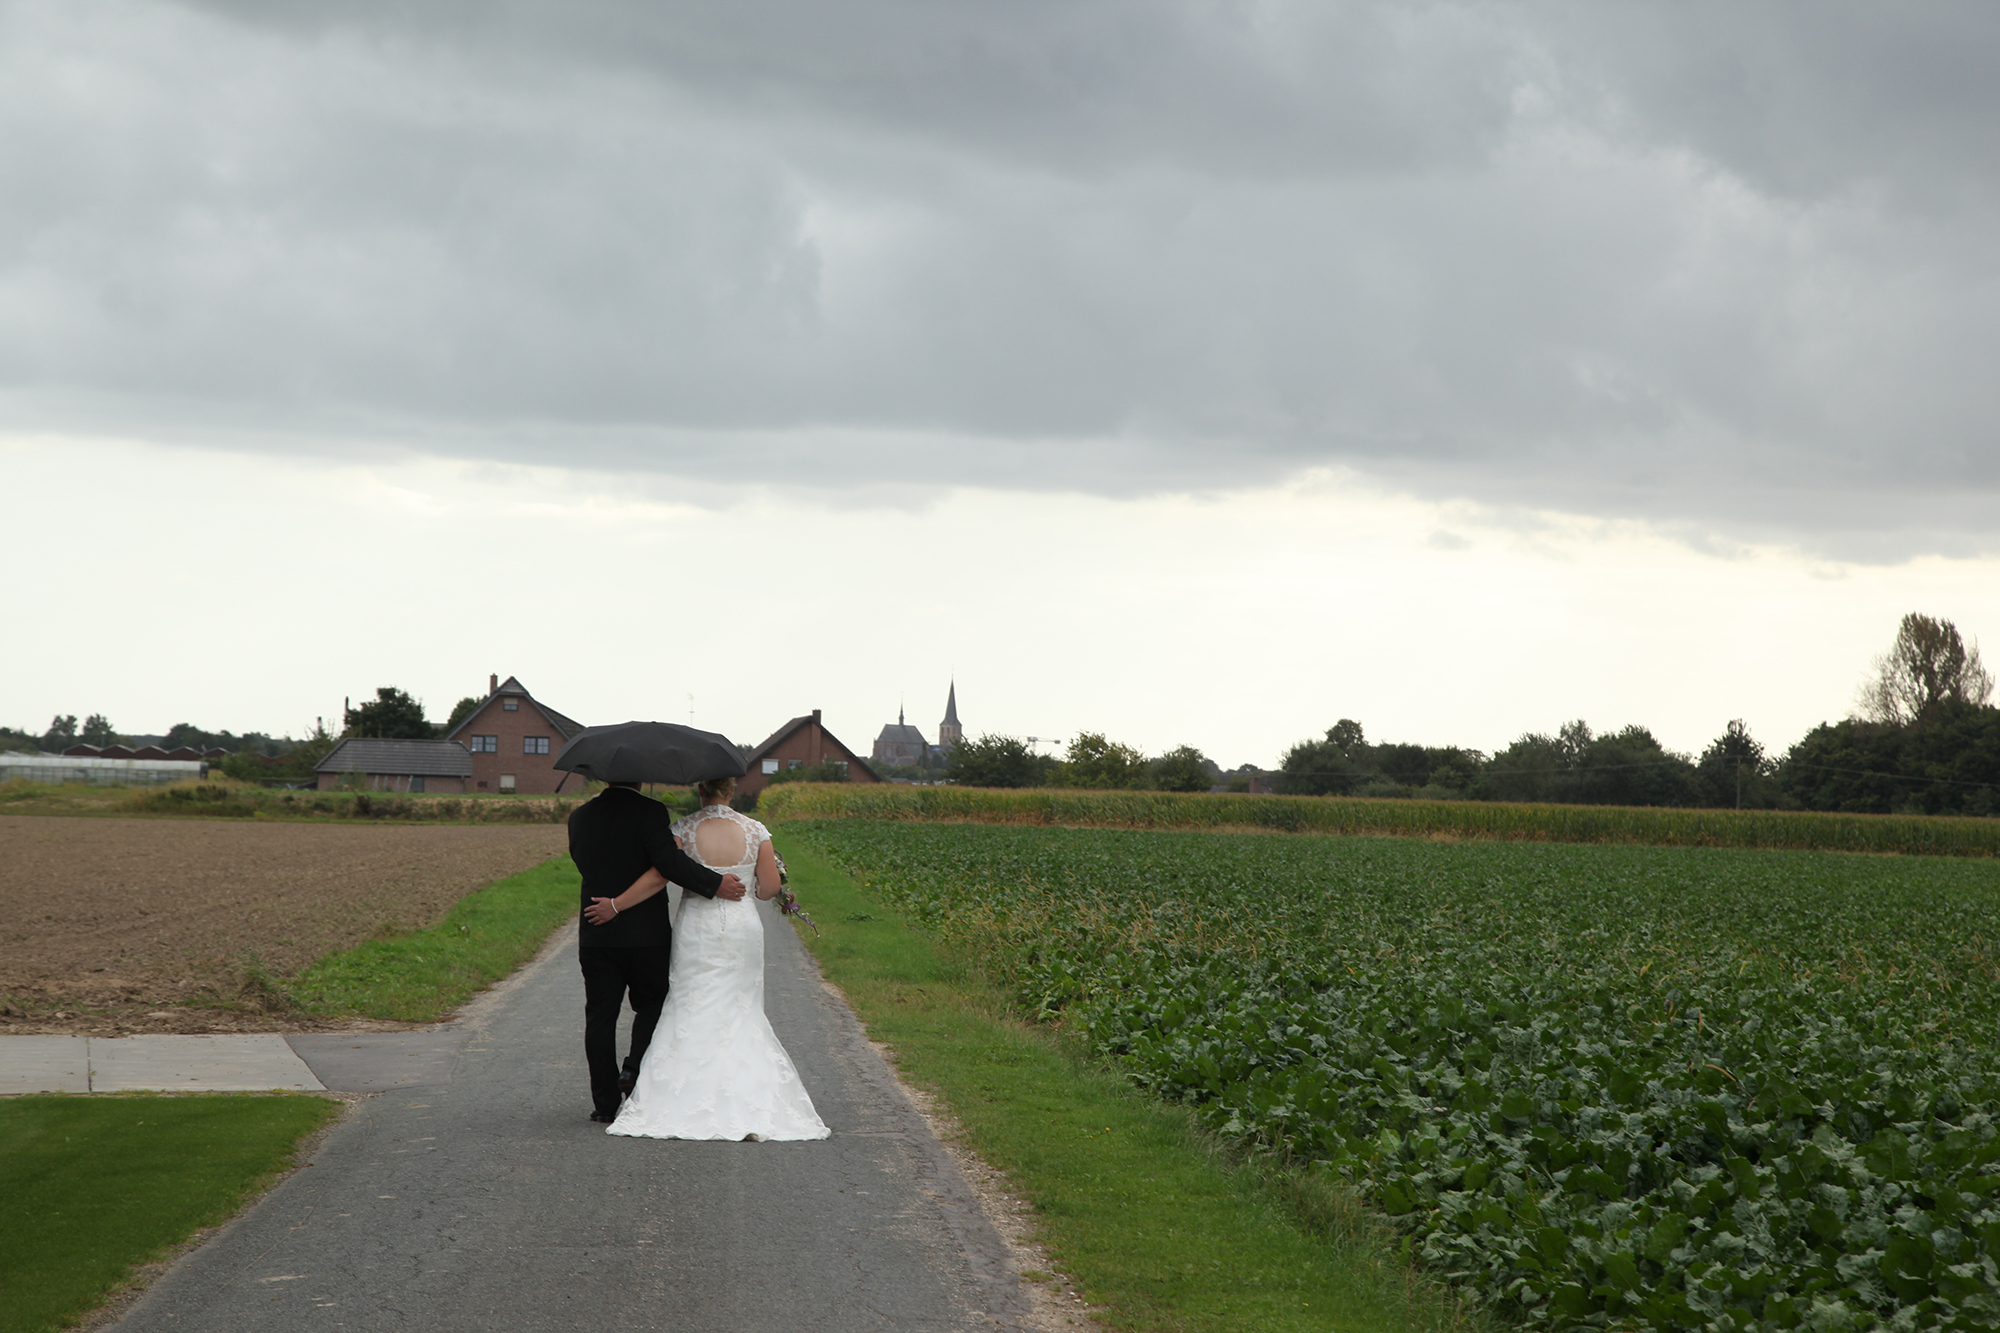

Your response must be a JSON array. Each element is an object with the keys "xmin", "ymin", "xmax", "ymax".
[{"xmin": 939, "ymin": 679, "xmax": 962, "ymax": 748}]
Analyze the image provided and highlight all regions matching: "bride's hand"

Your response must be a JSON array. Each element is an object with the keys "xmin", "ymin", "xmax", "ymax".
[{"xmin": 583, "ymin": 896, "xmax": 621, "ymax": 925}]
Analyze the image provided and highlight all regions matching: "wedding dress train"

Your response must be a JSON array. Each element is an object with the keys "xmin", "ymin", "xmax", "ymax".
[{"xmin": 607, "ymin": 805, "xmax": 830, "ymax": 1142}]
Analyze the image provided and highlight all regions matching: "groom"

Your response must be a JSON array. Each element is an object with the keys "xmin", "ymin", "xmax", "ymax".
[{"xmin": 568, "ymin": 780, "xmax": 745, "ymax": 1123}]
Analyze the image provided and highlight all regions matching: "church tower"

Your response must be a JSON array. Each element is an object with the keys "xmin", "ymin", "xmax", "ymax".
[{"xmin": 938, "ymin": 680, "xmax": 962, "ymax": 749}]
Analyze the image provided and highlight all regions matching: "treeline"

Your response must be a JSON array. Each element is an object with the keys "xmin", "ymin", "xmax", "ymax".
[
  {"xmin": 937, "ymin": 614, "xmax": 2000, "ymax": 816},
  {"xmin": 1, "ymin": 715, "xmax": 298, "ymax": 759},
  {"xmin": 4, "ymin": 685, "xmax": 473, "ymax": 786},
  {"xmin": 942, "ymin": 732, "xmax": 1227, "ymax": 793}
]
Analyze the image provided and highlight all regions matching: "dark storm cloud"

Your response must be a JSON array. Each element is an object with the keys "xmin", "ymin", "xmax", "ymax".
[{"xmin": 3, "ymin": 0, "xmax": 1997, "ymax": 555}]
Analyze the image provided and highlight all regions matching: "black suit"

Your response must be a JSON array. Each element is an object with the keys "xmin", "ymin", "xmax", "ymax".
[{"xmin": 567, "ymin": 787, "xmax": 725, "ymax": 1117}]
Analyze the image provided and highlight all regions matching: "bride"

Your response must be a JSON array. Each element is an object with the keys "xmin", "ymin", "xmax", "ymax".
[{"xmin": 582, "ymin": 776, "xmax": 829, "ymax": 1142}]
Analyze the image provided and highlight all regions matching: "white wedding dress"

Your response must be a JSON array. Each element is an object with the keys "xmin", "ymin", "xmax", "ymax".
[{"xmin": 607, "ymin": 805, "xmax": 830, "ymax": 1142}]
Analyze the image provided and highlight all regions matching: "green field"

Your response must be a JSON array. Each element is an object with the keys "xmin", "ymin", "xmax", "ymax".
[
  {"xmin": 778, "ymin": 839, "xmax": 1483, "ymax": 1333},
  {"xmin": 758, "ymin": 783, "xmax": 2000, "ymax": 858},
  {"xmin": 782, "ymin": 820, "xmax": 2000, "ymax": 1331}
]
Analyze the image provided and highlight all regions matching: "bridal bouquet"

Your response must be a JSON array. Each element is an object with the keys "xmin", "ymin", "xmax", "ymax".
[{"xmin": 771, "ymin": 851, "xmax": 818, "ymax": 936}]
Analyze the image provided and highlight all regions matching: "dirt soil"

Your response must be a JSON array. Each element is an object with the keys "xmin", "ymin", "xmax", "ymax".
[{"xmin": 0, "ymin": 815, "xmax": 569, "ymax": 1035}]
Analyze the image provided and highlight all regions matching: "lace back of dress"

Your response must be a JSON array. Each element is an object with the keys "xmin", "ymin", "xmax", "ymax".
[{"xmin": 689, "ymin": 806, "xmax": 756, "ymax": 873}]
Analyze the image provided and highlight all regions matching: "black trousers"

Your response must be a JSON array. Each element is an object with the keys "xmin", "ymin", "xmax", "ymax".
[{"xmin": 579, "ymin": 943, "xmax": 672, "ymax": 1117}]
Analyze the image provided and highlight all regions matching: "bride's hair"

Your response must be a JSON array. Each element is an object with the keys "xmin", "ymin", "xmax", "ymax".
[{"xmin": 695, "ymin": 775, "xmax": 736, "ymax": 803}]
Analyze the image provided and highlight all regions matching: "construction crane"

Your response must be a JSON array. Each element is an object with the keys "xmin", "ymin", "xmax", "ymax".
[{"xmin": 1024, "ymin": 736, "xmax": 1064, "ymax": 755}]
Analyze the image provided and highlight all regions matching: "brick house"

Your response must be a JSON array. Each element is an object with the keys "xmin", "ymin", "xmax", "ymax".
[
  {"xmin": 737, "ymin": 709, "xmax": 881, "ymax": 802},
  {"xmin": 440, "ymin": 674, "xmax": 588, "ymax": 795},
  {"xmin": 315, "ymin": 738, "xmax": 473, "ymax": 793}
]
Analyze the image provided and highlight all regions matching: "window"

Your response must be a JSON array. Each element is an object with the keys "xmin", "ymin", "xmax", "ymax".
[
  {"xmin": 502, "ymin": 699, "xmax": 519, "ymax": 712},
  {"xmin": 524, "ymin": 736, "xmax": 549, "ymax": 755},
  {"xmin": 470, "ymin": 735, "xmax": 498, "ymax": 753},
  {"xmin": 762, "ymin": 759, "xmax": 779, "ymax": 775},
  {"xmin": 410, "ymin": 776, "xmax": 425, "ymax": 794},
  {"xmin": 787, "ymin": 759, "xmax": 802, "ymax": 770},
  {"xmin": 499, "ymin": 774, "xmax": 516, "ymax": 792}
]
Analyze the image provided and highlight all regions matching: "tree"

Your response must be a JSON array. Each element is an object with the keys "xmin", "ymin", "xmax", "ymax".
[
  {"xmin": 1278, "ymin": 725, "xmax": 1359, "ymax": 796},
  {"xmin": 1780, "ymin": 701, "xmax": 2000, "ymax": 816},
  {"xmin": 1420, "ymin": 748, "xmax": 1483, "ymax": 792},
  {"xmin": 1150, "ymin": 745, "xmax": 1213, "ymax": 792},
  {"xmin": 1696, "ymin": 719, "xmax": 1775, "ymax": 809},
  {"xmin": 1857, "ymin": 613, "xmax": 1995, "ymax": 727},
  {"xmin": 945, "ymin": 734, "xmax": 1042, "ymax": 788},
  {"xmin": 1480, "ymin": 720, "xmax": 1700, "ymax": 807},
  {"xmin": 39, "ymin": 714, "xmax": 78, "ymax": 752},
  {"xmin": 80, "ymin": 714, "xmax": 120, "ymax": 747},
  {"xmin": 164, "ymin": 722, "xmax": 212, "ymax": 750},
  {"xmin": 1372, "ymin": 743, "xmax": 1434, "ymax": 787},
  {"xmin": 443, "ymin": 696, "xmax": 482, "ymax": 733},
  {"xmin": 344, "ymin": 687, "xmax": 433, "ymax": 739},
  {"xmin": 223, "ymin": 719, "xmax": 339, "ymax": 785},
  {"xmin": 1060, "ymin": 732, "xmax": 1149, "ymax": 788}
]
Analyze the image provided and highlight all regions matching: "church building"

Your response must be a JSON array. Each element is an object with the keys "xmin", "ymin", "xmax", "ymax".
[
  {"xmin": 871, "ymin": 708, "xmax": 930, "ymax": 769},
  {"xmin": 870, "ymin": 683, "xmax": 963, "ymax": 772}
]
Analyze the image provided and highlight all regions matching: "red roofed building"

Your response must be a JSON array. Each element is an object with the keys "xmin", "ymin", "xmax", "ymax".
[
  {"xmin": 440, "ymin": 674, "xmax": 588, "ymax": 795},
  {"xmin": 737, "ymin": 710, "xmax": 881, "ymax": 802}
]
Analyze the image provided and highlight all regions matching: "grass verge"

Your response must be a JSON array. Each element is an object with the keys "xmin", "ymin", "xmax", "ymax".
[
  {"xmin": 0, "ymin": 1093, "xmax": 339, "ymax": 1333},
  {"xmin": 286, "ymin": 855, "xmax": 580, "ymax": 1021},
  {"xmin": 776, "ymin": 836, "xmax": 1485, "ymax": 1333},
  {"xmin": 760, "ymin": 782, "xmax": 2000, "ymax": 858}
]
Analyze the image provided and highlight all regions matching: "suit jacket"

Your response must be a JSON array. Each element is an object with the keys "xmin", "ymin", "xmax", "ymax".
[{"xmin": 568, "ymin": 787, "xmax": 725, "ymax": 948}]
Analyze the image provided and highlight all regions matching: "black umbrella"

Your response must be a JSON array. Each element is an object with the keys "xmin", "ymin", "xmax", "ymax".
[{"xmin": 552, "ymin": 721, "xmax": 748, "ymax": 788}]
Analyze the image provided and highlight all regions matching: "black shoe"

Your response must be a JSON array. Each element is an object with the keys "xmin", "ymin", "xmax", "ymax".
[
  {"xmin": 618, "ymin": 1070, "xmax": 638, "ymax": 1099},
  {"xmin": 590, "ymin": 1109, "xmax": 617, "ymax": 1124}
]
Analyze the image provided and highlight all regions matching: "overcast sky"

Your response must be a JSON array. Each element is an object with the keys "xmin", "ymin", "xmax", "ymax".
[{"xmin": 4, "ymin": 1, "xmax": 1998, "ymax": 765}]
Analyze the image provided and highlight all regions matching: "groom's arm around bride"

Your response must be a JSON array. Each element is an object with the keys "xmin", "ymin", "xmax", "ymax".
[{"xmin": 567, "ymin": 781, "xmax": 746, "ymax": 1121}]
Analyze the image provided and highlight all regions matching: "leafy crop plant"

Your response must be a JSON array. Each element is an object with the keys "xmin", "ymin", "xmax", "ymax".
[{"xmin": 787, "ymin": 821, "xmax": 2000, "ymax": 1332}]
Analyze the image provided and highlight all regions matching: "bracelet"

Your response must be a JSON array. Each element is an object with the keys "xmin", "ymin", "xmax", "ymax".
[{"xmin": 610, "ymin": 901, "xmax": 620, "ymax": 915}]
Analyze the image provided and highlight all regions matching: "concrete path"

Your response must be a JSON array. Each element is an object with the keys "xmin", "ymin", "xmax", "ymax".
[
  {"xmin": 101, "ymin": 899, "xmax": 1031, "ymax": 1332},
  {"xmin": 1, "ymin": 1034, "xmax": 326, "ymax": 1094}
]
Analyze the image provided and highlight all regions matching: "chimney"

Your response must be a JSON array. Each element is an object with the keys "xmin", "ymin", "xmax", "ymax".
[
  {"xmin": 489, "ymin": 673, "xmax": 498, "ymax": 696},
  {"xmin": 811, "ymin": 708, "xmax": 821, "ymax": 725}
]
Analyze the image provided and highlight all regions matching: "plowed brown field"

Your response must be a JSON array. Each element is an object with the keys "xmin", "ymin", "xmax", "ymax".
[{"xmin": 0, "ymin": 815, "xmax": 568, "ymax": 1035}]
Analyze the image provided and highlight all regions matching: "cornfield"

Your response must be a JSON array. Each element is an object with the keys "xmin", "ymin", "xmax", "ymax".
[{"xmin": 758, "ymin": 783, "xmax": 2000, "ymax": 857}]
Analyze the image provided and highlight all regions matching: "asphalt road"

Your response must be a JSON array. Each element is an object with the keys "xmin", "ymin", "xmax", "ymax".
[{"xmin": 112, "ymin": 899, "xmax": 1033, "ymax": 1332}]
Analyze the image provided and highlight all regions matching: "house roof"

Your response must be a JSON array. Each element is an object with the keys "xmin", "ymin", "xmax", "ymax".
[
  {"xmin": 317, "ymin": 738, "xmax": 474, "ymax": 777},
  {"xmin": 443, "ymin": 676, "xmax": 586, "ymax": 743},
  {"xmin": 875, "ymin": 722, "xmax": 928, "ymax": 746},
  {"xmin": 748, "ymin": 714, "xmax": 882, "ymax": 782}
]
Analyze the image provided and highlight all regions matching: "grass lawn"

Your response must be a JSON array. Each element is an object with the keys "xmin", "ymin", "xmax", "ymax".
[
  {"xmin": 287, "ymin": 854, "xmax": 581, "ymax": 1021},
  {"xmin": 0, "ymin": 1093, "xmax": 339, "ymax": 1333},
  {"xmin": 774, "ymin": 837, "xmax": 1485, "ymax": 1333}
]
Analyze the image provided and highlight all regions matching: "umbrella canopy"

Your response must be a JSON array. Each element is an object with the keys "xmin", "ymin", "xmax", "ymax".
[{"xmin": 552, "ymin": 721, "xmax": 748, "ymax": 787}]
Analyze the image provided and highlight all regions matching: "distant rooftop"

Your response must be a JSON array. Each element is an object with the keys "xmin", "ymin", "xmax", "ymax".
[{"xmin": 316, "ymin": 738, "xmax": 474, "ymax": 777}]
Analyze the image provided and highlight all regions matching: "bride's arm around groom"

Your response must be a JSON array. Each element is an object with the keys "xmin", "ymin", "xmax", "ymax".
[{"xmin": 566, "ymin": 781, "xmax": 746, "ymax": 1121}]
